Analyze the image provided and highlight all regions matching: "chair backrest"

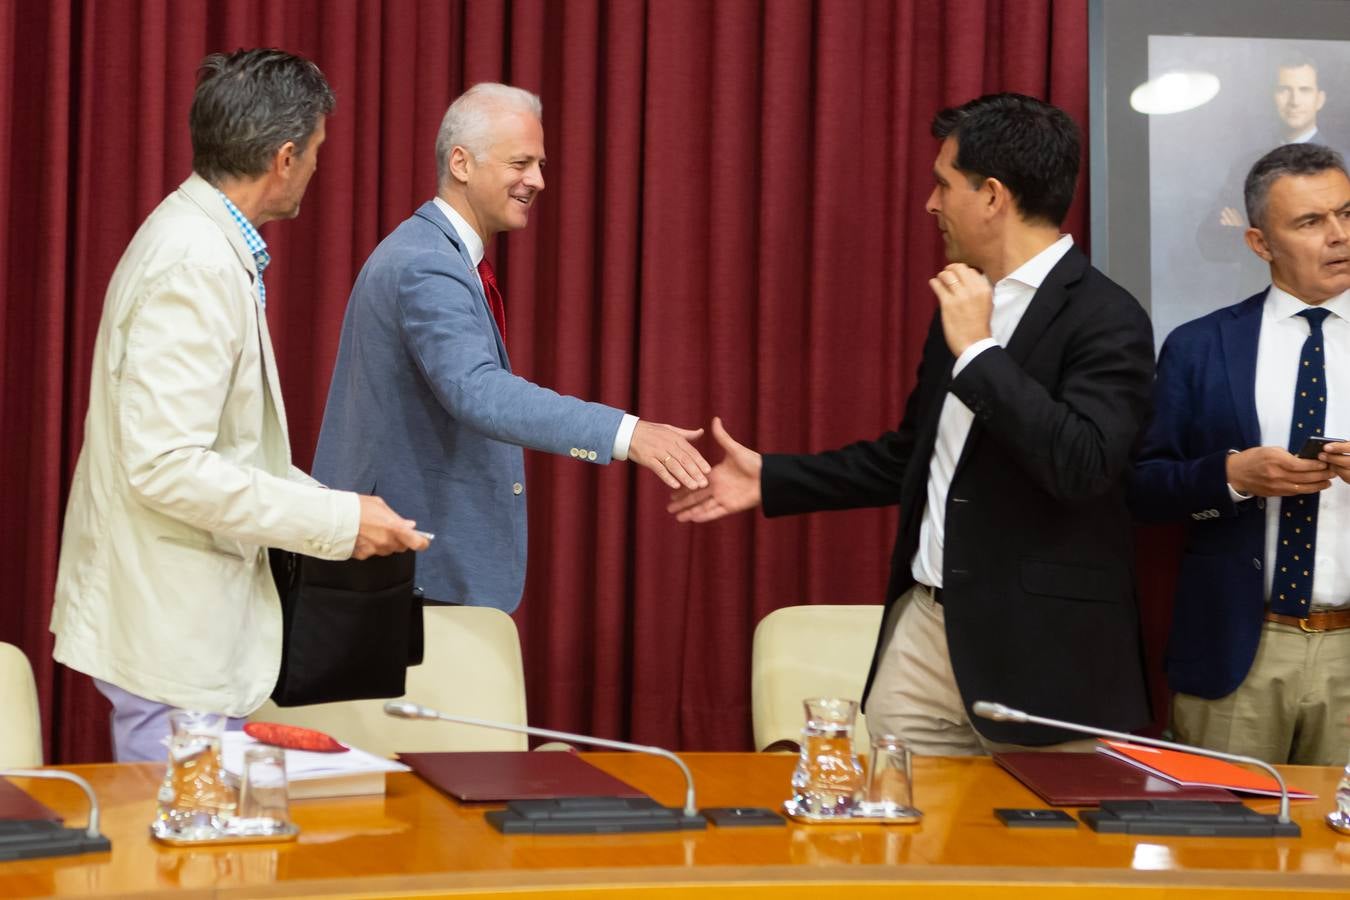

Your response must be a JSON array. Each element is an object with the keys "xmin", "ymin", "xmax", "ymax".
[
  {"xmin": 751, "ymin": 604, "xmax": 884, "ymax": 755},
  {"xmin": 0, "ymin": 642, "xmax": 43, "ymax": 767},
  {"xmin": 250, "ymin": 606, "xmax": 528, "ymax": 756}
]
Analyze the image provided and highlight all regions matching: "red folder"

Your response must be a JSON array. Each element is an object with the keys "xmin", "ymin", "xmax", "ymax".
[
  {"xmin": 399, "ymin": 751, "xmax": 648, "ymax": 802},
  {"xmin": 0, "ymin": 778, "xmax": 62, "ymax": 822},
  {"xmin": 993, "ymin": 751, "xmax": 1239, "ymax": 806}
]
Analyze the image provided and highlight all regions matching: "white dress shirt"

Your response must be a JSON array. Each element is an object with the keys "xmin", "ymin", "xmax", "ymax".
[
  {"xmin": 432, "ymin": 196, "xmax": 637, "ymax": 459},
  {"xmin": 911, "ymin": 234, "xmax": 1075, "ymax": 589},
  {"xmin": 1249, "ymin": 285, "xmax": 1350, "ymax": 609}
]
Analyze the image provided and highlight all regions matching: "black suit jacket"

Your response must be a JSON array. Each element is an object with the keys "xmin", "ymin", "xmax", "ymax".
[{"xmin": 761, "ymin": 247, "xmax": 1155, "ymax": 745}]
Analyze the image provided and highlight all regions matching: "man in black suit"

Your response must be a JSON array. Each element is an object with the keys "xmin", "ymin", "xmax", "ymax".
[{"xmin": 670, "ymin": 94, "xmax": 1155, "ymax": 754}]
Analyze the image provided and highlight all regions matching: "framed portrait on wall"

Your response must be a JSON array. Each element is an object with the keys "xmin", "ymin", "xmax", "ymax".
[{"xmin": 1089, "ymin": 0, "xmax": 1350, "ymax": 347}]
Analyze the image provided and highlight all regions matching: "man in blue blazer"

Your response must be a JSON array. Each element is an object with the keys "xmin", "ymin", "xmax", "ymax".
[
  {"xmin": 315, "ymin": 83, "xmax": 709, "ymax": 611},
  {"xmin": 1132, "ymin": 142, "xmax": 1350, "ymax": 764}
]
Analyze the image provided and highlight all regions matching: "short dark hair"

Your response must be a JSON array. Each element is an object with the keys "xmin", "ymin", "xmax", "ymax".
[
  {"xmin": 190, "ymin": 48, "xmax": 335, "ymax": 184},
  {"xmin": 1244, "ymin": 142, "xmax": 1347, "ymax": 229},
  {"xmin": 930, "ymin": 93, "xmax": 1081, "ymax": 226},
  {"xmin": 1275, "ymin": 51, "xmax": 1320, "ymax": 80}
]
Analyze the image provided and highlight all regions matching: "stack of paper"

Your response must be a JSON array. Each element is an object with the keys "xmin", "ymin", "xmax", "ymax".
[{"xmin": 222, "ymin": 731, "xmax": 409, "ymax": 800}]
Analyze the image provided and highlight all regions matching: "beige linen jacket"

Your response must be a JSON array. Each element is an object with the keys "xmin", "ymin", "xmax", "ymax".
[{"xmin": 51, "ymin": 174, "xmax": 360, "ymax": 716}]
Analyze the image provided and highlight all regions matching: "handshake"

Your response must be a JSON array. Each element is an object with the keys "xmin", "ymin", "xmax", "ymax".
[{"xmin": 627, "ymin": 417, "xmax": 761, "ymax": 523}]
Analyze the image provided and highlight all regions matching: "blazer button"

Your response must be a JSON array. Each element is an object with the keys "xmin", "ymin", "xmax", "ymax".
[
  {"xmin": 1252, "ymin": 558, "xmax": 1262, "ymax": 570},
  {"xmin": 512, "ymin": 482, "xmax": 523, "ymax": 495},
  {"xmin": 587, "ymin": 450, "xmax": 597, "ymax": 461},
  {"xmin": 1257, "ymin": 498, "xmax": 1266, "ymax": 510},
  {"xmin": 569, "ymin": 448, "xmax": 579, "ymax": 458}
]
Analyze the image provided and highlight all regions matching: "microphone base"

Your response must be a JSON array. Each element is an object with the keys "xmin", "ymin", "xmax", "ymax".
[
  {"xmin": 1080, "ymin": 800, "xmax": 1301, "ymax": 837},
  {"xmin": 485, "ymin": 797, "xmax": 708, "ymax": 835},
  {"xmin": 0, "ymin": 821, "xmax": 111, "ymax": 861}
]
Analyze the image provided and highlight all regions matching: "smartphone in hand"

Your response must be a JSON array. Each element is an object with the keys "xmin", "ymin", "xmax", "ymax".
[{"xmin": 1297, "ymin": 436, "xmax": 1346, "ymax": 460}]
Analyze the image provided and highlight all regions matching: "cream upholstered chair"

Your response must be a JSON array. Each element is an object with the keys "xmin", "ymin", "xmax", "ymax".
[
  {"xmin": 0, "ymin": 642, "xmax": 43, "ymax": 767},
  {"xmin": 751, "ymin": 604, "xmax": 884, "ymax": 755},
  {"xmin": 250, "ymin": 606, "xmax": 527, "ymax": 756}
]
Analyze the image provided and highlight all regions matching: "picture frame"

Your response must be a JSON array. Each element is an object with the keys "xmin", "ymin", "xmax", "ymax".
[{"xmin": 1089, "ymin": 0, "xmax": 1350, "ymax": 345}]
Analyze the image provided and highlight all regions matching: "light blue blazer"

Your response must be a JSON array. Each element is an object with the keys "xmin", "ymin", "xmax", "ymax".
[{"xmin": 314, "ymin": 202, "xmax": 623, "ymax": 610}]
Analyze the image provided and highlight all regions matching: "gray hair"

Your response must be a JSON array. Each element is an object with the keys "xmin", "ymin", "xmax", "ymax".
[
  {"xmin": 1244, "ymin": 142, "xmax": 1347, "ymax": 229},
  {"xmin": 435, "ymin": 83, "xmax": 542, "ymax": 186},
  {"xmin": 190, "ymin": 48, "xmax": 335, "ymax": 185}
]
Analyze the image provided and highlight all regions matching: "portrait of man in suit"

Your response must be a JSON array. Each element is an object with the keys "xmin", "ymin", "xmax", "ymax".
[
  {"xmin": 670, "ymin": 93, "xmax": 1155, "ymax": 755},
  {"xmin": 1132, "ymin": 142, "xmax": 1350, "ymax": 765},
  {"xmin": 1196, "ymin": 54, "xmax": 1346, "ymax": 308},
  {"xmin": 314, "ymin": 83, "xmax": 710, "ymax": 611}
]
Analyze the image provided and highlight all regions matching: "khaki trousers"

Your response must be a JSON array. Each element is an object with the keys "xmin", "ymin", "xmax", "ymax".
[
  {"xmin": 863, "ymin": 583, "xmax": 1097, "ymax": 757},
  {"xmin": 1172, "ymin": 618, "xmax": 1350, "ymax": 766}
]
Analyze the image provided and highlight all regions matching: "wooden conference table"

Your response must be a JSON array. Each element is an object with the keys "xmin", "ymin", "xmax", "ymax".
[{"xmin": 2, "ymin": 753, "xmax": 1349, "ymax": 898}]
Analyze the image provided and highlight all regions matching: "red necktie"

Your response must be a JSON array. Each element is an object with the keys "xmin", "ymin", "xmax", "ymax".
[{"xmin": 477, "ymin": 257, "xmax": 507, "ymax": 345}]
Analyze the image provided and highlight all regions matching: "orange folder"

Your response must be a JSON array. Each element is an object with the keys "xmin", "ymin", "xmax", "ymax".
[{"xmin": 1096, "ymin": 739, "xmax": 1316, "ymax": 799}]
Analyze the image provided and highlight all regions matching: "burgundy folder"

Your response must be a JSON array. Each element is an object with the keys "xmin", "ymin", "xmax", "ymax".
[
  {"xmin": 399, "ymin": 751, "xmax": 648, "ymax": 802},
  {"xmin": 0, "ymin": 778, "xmax": 61, "ymax": 822},
  {"xmin": 993, "ymin": 751, "xmax": 1239, "ymax": 806}
]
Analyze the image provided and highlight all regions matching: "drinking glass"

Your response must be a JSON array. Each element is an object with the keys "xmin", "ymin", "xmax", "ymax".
[
  {"xmin": 859, "ymin": 733, "xmax": 917, "ymax": 817},
  {"xmin": 789, "ymin": 697, "xmax": 864, "ymax": 817},
  {"xmin": 234, "ymin": 745, "xmax": 291, "ymax": 835}
]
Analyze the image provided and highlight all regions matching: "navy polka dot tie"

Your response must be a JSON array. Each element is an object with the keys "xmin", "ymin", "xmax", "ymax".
[{"xmin": 1271, "ymin": 306, "xmax": 1332, "ymax": 618}]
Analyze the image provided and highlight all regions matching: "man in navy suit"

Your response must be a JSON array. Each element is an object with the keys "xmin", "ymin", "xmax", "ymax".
[
  {"xmin": 671, "ymin": 94, "xmax": 1155, "ymax": 754},
  {"xmin": 1133, "ymin": 142, "xmax": 1350, "ymax": 765},
  {"xmin": 315, "ymin": 83, "xmax": 709, "ymax": 611}
]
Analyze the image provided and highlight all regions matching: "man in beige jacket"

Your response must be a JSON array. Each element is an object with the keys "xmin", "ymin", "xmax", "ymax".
[{"xmin": 51, "ymin": 49, "xmax": 427, "ymax": 762}]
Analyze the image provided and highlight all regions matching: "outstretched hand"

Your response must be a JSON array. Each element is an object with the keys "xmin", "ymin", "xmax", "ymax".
[
  {"xmin": 666, "ymin": 417, "xmax": 762, "ymax": 523},
  {"xmin": 628, "ymin": 420, "xmax": 711, "ymax": 490}
]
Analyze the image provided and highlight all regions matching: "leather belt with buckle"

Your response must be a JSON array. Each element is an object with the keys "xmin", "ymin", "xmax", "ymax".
[{"xmin": 1264, "ymin": 608, "xmax": 1350, "ymax": 633}]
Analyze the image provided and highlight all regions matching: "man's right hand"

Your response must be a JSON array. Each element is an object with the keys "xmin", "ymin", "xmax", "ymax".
[
  {"xmin": 1226, "ymin": 446, "xmax": 1332, "ymax": 497},
  {"xmin": 353, "ymin": 495, "xmax": 430, "ymax": 559},
  {"xmin": 667, "ymin": 417, "xmax": 763, "ymax": 523}
]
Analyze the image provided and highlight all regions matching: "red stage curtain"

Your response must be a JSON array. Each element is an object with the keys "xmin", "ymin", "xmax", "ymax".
[{"xmin": 1, "ymin": 0, "xmax": 1106, "ymax": 763}]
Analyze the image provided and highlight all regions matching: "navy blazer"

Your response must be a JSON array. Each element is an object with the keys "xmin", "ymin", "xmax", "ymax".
[
  {"xmin": 1130, "ymin": 291, "xmax": 1269, "ymax": 699},
  {"xmin": 762, "ymin": 247, "xmax": 1155, "ymax": 745},
  {"xmin": 314, "ymin": 202, "xmax": 624, "ymax": 610}
]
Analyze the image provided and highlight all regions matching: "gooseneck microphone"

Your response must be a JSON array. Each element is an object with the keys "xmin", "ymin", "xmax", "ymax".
[
  {"xmin": 0, "ymin": 769, "xmax": 112, "ymax": 860},
  {"xmin": 973, "ymin": 701, "xmax": 1300, "ymax": 836}
]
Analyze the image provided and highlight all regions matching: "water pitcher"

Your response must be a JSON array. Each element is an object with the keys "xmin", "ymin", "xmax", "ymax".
[{"xmin": 790, "ymin": 697, "xmax": 864, "ymax": 817}]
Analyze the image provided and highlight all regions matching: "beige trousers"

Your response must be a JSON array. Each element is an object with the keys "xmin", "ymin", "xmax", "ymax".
[
  {"xmin": 863, "ymin": 583, "xmax": 1097, "ymax": 757},
  {"xmin": 1172, "ymin": 618, "xmax": 1350, "ymax": 766}
]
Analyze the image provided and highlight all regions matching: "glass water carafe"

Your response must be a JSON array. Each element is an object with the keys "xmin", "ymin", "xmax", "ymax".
[
  {"xmin": 155, "ymin": 710, "xmax": 237, "ymax": 839},
  {"xmin": 789, "ymin": 697, "xmax": 864, "ymax": 817}
]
